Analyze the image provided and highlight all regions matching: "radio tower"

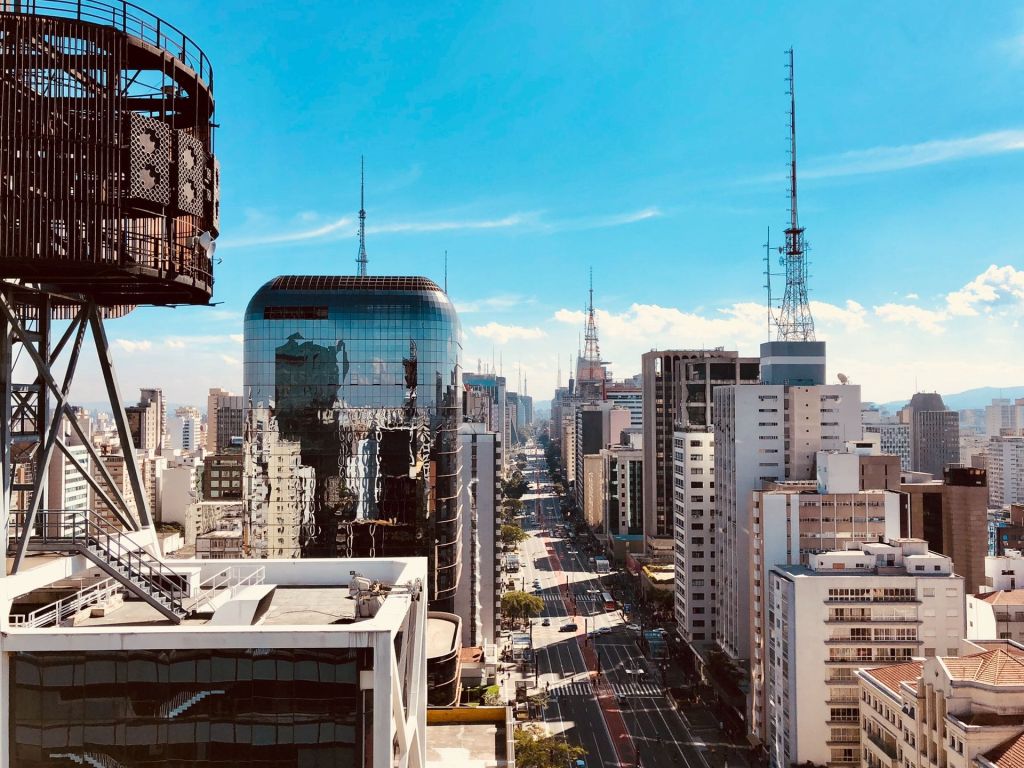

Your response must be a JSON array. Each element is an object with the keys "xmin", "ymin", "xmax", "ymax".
[
  {"xmin": 775, "ymin": 48, "xmax": 816, "ymax": 342},
  {"xmin": 356, "ymin": 156, "xmax": 369, "ymax": 276},
  {"xmin": 576, "ymin": 268, "xmax": 606, "ymax": 401},
  {"xmin": 583, "ymin": 268, "xmax": 601, "ymax": 364}
]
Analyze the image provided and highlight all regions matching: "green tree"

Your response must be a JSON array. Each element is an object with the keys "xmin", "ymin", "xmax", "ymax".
[
  {"xmin": 501, "ymin": 591, "xmax": 544, "ymax": 623},
  {"xmin": 500, "ymin": 523, "xmax": 527, "ymax": 547},
  {"xmin": 501, "ymin": 498, "xmax": 524, "ymax": 523},
  {"xmin": 514, "ymin": 724, "xmax": 586, "ymax": 768}
]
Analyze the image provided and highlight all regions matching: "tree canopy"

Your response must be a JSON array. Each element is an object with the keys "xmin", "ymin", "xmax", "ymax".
[
  {"xmin": 500, "ymin": 523, "xmax": 528, "ymax": 547},
  {"xmin": 501, "ymin": 591, "xmax": 544, "ymax": 622},
  {"xmin": 514, "ymin": 724, "xmax": 586, "ymax": 768}
]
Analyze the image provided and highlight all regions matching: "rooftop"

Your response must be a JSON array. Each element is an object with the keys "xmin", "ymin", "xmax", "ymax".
[
  {"xmin": 269, "ymin": 275, "xmax": 443, "ymax": 293},
  {"xmin": 975, "ymin": 590, "xmax": 1024, "ymax": 606},
  {"xmin": 860, "ymin": 660, "xmax": 924, "ymax": 696},
  {"xmin": 941, "ymin": 649, "xmax": 1024, "ymax": 686},
  {"xmin": 982, "ymin": 731, "xmax": 1024, "ymax": 768}
]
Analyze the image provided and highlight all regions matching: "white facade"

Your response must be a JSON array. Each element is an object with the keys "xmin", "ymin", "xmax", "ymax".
[
  {"xmin": 456, "ymin": 423, "xmax": 501, "ymax": 648},
  {"xmin": 767, "ymin": 539, "xmax": 964, "ymax": 768},
  {"xmin": 987, "ymin": 436, "xmax": 1024, "ymax": 509},
  {"xmin": 714, "ymin": 383, "xmax": 861, "ymax": 661},
  {"xmin": 748, "ymin": 456, "xmax": 902, "ymax": 743},
  {"xmin": 0, "ymin": 556, "xmax": 428, "ymax": 768},
  {"xmin": 672, "ymin": 429, "xmax": 716, "ymax": 647},
  {"xmin": 606, "ymin": 385, "xmax": 643, "ymax": 428},
  {"xmin": 985, "ymin": 397, "xmax": 1023, "ymax": 438},
  {"xmin": 173, "ymin": 405, "xmax": 202, "ymax": 451}
]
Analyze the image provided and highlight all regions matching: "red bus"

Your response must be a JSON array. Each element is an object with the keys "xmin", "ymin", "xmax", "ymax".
[{"xmin": 602, "ymin": 592, "xmax": 616, "ymax": 611}]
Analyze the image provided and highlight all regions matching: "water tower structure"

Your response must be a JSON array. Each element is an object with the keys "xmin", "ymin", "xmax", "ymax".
[{"xmin": 0, "ymin": 1, "xmax": 219, "ymax": 587}]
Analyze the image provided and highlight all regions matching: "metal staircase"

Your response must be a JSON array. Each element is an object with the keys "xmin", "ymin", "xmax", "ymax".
[{"xmin": 7, "ymin": 510, "xmax": 190, "ymax": 624}]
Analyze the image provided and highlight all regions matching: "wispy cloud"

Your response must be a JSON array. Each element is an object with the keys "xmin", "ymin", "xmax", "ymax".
[
  {"xmin": 803, "ymin": 129, "xmax": 1024, "ymax": 180},
  {"xmin": 366, "ymin": 213, "xmax": 536, "ymax": 235},
  {"xmin": 456, "ymin": 295, "xmax": 534, "ymax": 314},
  {"xmin": 115, "ymin": 339, "xmax": 152, "ymax": 353},
  {"xmin": 222, "ymin": 216, "xmax": 354, "ymax": 248},
  {"xmin": 471, "ymin": 323, "xmax": 547, "ymax": 344},
  {"xmin": 541, "ymin": 207, "xmax": 663, "ymax": 233}
]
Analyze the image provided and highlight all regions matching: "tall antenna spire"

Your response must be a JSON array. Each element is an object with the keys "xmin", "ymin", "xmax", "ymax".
[
  {"xmin": 775, "ymin": 49, "xmax": 815, "ymax": 342},
  {"xmin": 583, "ymin": 267, "xmax": 601, "ymax": 363},
  {"xmin": 356, "ymin": 156, "xmax": 368, "ymax": 277}
]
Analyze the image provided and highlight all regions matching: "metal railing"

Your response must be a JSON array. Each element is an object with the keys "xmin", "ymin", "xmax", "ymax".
[
  {"xmin": 4, "ymin": 0, "xmax": 213, "ymax": 86},
  {"xmin": 188, "ymin": 565, "xmax": 266, "ymax": 614},
  {"xmin": 9, "ymin": 576, "xmax": 122, "ymax": 628},
  {"xmin": 7, "ymin": 509, "xmax": 188, "ymax": 617}
]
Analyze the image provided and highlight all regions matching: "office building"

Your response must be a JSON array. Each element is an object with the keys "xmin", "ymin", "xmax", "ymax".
[
  {"xmin": 905, "ymin": 392, "xmax": 960, "ymax": 477},
  {"xmin": 573, "ymin": 402, "xmax": 631, "ymax": 514},
  {"xmin": 125, "ymin": 387, "xmax": 166, "ymax": 453},
  {"xmin": 987, "ymin": 435, "xmax": 1024, "ymax": 509},
  {"xmin": 244, "ymin": 275, "xmax": 463, "ymax": 611},
  {"xmin": 858, "ymin": 642, "xmax": 1024, "ymax": 768},
  {"xmin": 203, "ymin": 451, "xmax": 244, "ymax": 501},
  {"xmin": 598, "ymin": 444, "xmax": 644, "ymax": 562},
  {"xmin": 673, "ymin": 428, "xmax": 716, "ymax": 649},
  {"xmin": 864, "ymin": 423, "xmax": 912, "ymax": 471},
  {"xmin": 714, "ymin": 377, "xmax": 861, "ymax": 661},
  {"xmin": 766, "ymin": 539, "xmax": 964, "ymax": 768},
  {"xmin": 207, "ymin": 388, "xmax": 245, "ymax": 453},
  {"xmin": 606, "ymin": 380, "xmax": 643, "ymax": 428},
  {"xmin": 1, "ymin": 556, "xmax": 429, "ymax": 768},
  {"xmin": 456, "ymin": 422, "xmax": 501, "ymax": 648},
  {"xmin": 986, "ymin": 397, "xmax": 1024, "ymax": 438},
  {"xmin": 748, "ymin": 450, "xmax": 902, "ymax": 743},
  {"xmin": 641, "ymin": 349, "xmax": 759, "ymax": 550},
  {"xmin": 900, "ymin": 467, "xmax": 988, "ymax": 593},
  {"xmin": 464, "ymin": 372, "xmax": 508, "ymax": 469},
  {"xmin": 172, "ymin": 405, "xmax": 202, "ymax": 452}
]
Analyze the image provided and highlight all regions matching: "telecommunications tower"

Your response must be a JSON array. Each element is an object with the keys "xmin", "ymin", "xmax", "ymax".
[
  {"xmin": 773, "ymin": 48, "xmax": 816, "ymax": 342},
  {"xmin": 1, "ymin": 2, "xmax": 219, "ymax": 621},
  {"xmin": 356, "ymin": 156, "xmax": 368, "ymax": 276}
]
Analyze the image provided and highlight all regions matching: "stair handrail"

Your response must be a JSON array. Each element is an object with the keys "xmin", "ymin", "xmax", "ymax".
[{"xmin": 10, "ymin": 577, "xmax": 123, "ymax": 628}]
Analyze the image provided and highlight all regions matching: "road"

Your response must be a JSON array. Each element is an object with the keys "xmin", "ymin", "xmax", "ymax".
[{"xmin": 512, "ymin": 442, "xmax": 745, "ymax": 768}]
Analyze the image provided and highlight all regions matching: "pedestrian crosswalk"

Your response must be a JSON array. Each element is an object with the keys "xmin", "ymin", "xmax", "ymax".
[
  {"xmin": 547, "ymin": 680, "xmax": 664, "ymax": 698},
  {"xmin": 613, "ymin": 681, "xmax": 663, "ymax": 697}
]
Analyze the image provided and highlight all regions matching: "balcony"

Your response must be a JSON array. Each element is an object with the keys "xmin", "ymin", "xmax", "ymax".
[
  {"xmin": 825, "ymin": 638, "xmax": 921, "ymax": 645},
  {"xmin": 866, "ymin": 730, "xmax": 899, "ymax": 760}
]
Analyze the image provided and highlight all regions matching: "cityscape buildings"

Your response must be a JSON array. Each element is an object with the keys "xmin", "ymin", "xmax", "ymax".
[{"xmin": 904, "ymin": 392, "xmax": 961, "ymax": 478}]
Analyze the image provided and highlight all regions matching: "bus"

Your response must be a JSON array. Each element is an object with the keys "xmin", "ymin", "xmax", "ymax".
[
  {"xmin": 602, "ymin": 592, "xmax": 616, "ymax": 611},
  {"xmin": 505, "ymin": 554, "xmax": 520, "ymax": 573}
]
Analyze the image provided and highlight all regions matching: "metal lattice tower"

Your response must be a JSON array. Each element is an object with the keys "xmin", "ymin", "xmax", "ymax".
[
  {"xmin": 776, "ymin": 48, "xmax": 816, "ymax": 342},
  {"xmin": 583, "ymin": 268, "xmax": 601, "ymax": 364},
  {"xmin": 356, "ymin": 156, "xmax": 368, "ymax": 276}
]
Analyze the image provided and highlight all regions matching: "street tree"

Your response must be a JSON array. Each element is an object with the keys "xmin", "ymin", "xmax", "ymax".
[
  {"xmin": 514, "ymin": 724, "xmax": 586, "ymax": 768},
  {"xmin": 501, "ymin": 591, "xmax": 544, "ymax": 623},
  {"xmin": 500, "ymin": 523, "xmax": 527, "ymax": 547}
]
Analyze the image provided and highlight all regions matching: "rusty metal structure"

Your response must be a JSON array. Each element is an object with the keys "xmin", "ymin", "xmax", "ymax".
[{"xmin": 1, "ymin": 0, "xmax": 219, "ymax": 580}]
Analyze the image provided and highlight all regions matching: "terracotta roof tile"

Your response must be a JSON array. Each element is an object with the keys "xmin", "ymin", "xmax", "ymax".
[
  {"xmin": 982, "ymin": 730, "xmax": 1024, "ymax": 768},
  {"xmin": 862, "ymin": 661, "xmax": 923, "ymax": 696},
  {"xmin": 942, "ymin": 649, "xmax": 1024, "ymax": 686},
  {"xmin": 976, "ymin": 590, "xmax": 1024, "ymax": 606}
]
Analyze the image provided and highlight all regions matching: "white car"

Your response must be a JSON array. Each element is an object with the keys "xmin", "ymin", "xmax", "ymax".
[{"xmin": 625, "ymin": 624, "xmax": 641, "ymax": 632}]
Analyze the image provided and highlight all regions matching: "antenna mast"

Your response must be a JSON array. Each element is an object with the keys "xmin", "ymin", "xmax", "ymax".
[
  {"xmin": 775, "ymin": 48, "xmax": 816, "ymax": 342},
  {"xmin": 356, "ymin": 156, "xmax": 368, "ymax": 277}
]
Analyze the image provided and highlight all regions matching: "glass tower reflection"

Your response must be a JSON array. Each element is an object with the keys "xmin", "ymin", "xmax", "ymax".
[{"xmin": 243, "ymin": 276, "xmax": 462, "ymax": 609}]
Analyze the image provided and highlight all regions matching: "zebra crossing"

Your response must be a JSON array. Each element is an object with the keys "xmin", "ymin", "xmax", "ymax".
[
  {"xmin": 547, "ymin": 680, "xmax": 664, "ymax": 698},
  {"xmin": 613, "ymin": 681, "xmax": 663, "ymax": 697}
]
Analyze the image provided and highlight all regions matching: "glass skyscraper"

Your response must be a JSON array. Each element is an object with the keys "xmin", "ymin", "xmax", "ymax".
[{"xmin": 243, "ymin": 276, "xmax": 463, "ymax": 608}]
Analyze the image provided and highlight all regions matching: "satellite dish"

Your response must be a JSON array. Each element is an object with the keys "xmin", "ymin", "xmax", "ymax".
[{"xmin": 837, "ymin": 373, "xmax": 850, "ymax": 385}]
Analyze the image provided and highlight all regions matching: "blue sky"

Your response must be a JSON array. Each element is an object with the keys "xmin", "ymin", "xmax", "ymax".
[{"xmin": 82, "ymin": 1, "xmax": 1024, "ymax": 407}]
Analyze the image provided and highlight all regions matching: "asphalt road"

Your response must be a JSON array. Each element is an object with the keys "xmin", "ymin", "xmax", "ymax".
[{"xmin": 516, "ymin": 443, "xmax": 743, "ymax": 768}]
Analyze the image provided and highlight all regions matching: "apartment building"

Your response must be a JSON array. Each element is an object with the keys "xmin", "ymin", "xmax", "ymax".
[
  {"xmin": 766, "ymin": 539, "xmax": 965, "ymax": 768},
  {"xmin": 858, "ymin": 641, "xmax": 1024, "ymax": 768},
  {"xmin": 673, "ymin": 428, "xmax": 716, "ymax": 650}
]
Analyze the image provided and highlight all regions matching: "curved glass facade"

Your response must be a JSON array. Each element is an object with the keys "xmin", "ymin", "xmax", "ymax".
[{"xmin": 243, "ymin": 276, "xmax": 462, "ymax": 608}]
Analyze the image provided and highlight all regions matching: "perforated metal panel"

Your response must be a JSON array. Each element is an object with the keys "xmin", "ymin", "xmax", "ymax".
[
  {"xmin": 128, "ymin": 114, "xmax": 172, "ymax": 206},
  {"xmin": 175, "ymin": 130, "xmax": 205, "ymax": 216}
]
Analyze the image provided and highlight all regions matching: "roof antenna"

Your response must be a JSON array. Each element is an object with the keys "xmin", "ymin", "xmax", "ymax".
[{"xmin": 356, "ymin": 156, "xmax": 368, "ymax": 277}]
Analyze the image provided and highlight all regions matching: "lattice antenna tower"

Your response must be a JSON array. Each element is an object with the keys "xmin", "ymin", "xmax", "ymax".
[
  {"xmin": 775, "ymin": 48, "xmax": 816, "ymax": 341},
  {"xmin": 356, "ymin": 155, "xmax": 368, "ymax": 277},
  {"xmin": 583, "ymin": 268, "xmax": 601, "ymax": 363}
]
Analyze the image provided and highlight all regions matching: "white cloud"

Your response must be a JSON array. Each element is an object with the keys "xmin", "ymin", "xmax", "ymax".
[
  {"xmin": 220, "ymin": 354, "xmax": 240, "ymax": 366},
  {"xmin": 165, "ymin": 339, "xmax": 186, "ymax": 349},
  {"xmin": 367, "ymin": 213, "xmax": 535, "ymax": 235},
  {"xmin": 230, "ymin": 334, "xmax": 245, "ymax": 344},
  {"xmin": 810, "ymin": 300, "xmax": 868, "ymax": 332},
  {"xmin": 872, "ymin": 303, "xmax": 946, "ymax": 335},
  {"xmin": 223, "ymin": 216, "xmax": 354, "ymax": 248},
  {"xmin": 471, "ymin": 323, "xmax": 547, "ymax": 344},
  {"xmin": 945, "ymin": 264, "xmax": 1024, "ymax": 316},
  {"xmin": 115, "ymin": 339, "xmax": 152, "ymax": 353},
  {"xmin": 905, "ymin": 292, "xmax": 919, "ymax": 300},
  {"xmin": 456, "ymin": 295, "xmax": 533, "ymax": 314}
]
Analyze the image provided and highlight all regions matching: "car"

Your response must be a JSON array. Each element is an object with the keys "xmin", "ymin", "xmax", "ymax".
[
  {"xmin": 595, "ymin": 626, "xmax": 612, "ymax": 635},
  {"xmin": 571, "ymin": 759, "xmax": 587, "ymax": 768},
  {"xmin": 626, "ymin": 624, "xmax": 641, "ymax": 632},
  {"xmin": 559, "ymin": 622, "xmax": 578, "ymax": 632},
  {"xmin": 542, "ymin": 617, "xmax": 551, "ymax": 626}
]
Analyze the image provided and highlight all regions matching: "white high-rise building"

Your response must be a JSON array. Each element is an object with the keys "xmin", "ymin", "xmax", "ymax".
[
  {"xmin": 864, "ymin": 423, "xmax": 912, "ymax": 470},
  {"xmin": 987, "ymin": 435, "xmax": 1024, "ymax": 509},
  {"xmin": 986, "ymin": 397, "xmax": 1023, "ymax": 438},
  {"xmin": 714, "ymin": 381, "xmax": 861, "ymax": 661},
  {"xmin": 748, "ymin": 450, "xmax": 902, "ymax": 744},
  {"xmin": 456, "ymin": 423, "xmax": 501, "ymax": 648},
  {"xmin": 673, "ymin": 428, "xmax": 716, "ymax": 649},
  {"xmin": 174, "ymin": 405, "xmax": 202, "ymax": 451},
  {"xmin": 766, "ymin": 539, "xmax": 964, "ymax": 768}
]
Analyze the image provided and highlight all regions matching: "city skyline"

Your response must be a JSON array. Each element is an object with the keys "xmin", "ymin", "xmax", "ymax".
[{"xmin": 52, "ymin": 1, "xmax": 1024, "ymax": 405}]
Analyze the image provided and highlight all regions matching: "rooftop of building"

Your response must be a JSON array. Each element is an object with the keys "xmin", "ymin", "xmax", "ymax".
[
  {"xmin": 860, "ymin": 660, "xmax": 924, "ymax": 697},
  {"xmin": 982, "ymin": 731, "xmax": 1024, "ymax": 768},
  {"xmin": 425, "ymin": 708, "xmax": 512, "ymax": 768},
  {"xmin": 974, "ymin": 590, "xmax": 1024, "ymax": 606},
  {"xmin": 940, "ymin": 649, "xmax": 1024, "ymax": 686},
  {"xmin": 269, "ymin": 275, "xmax": 443, "ymax": 293},
  {"xmin": 427, "ymin": 613, "xmax": 461, "ymax": 658}
]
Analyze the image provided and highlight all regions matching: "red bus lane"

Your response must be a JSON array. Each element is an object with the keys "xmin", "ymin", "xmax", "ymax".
[{"xmin": 546, "ymin": 536, "xmax": 636, "ymax": 768}]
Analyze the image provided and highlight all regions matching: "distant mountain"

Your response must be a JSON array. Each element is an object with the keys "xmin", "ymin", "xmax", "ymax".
[{"xmin": 875, "ymin": 386, "xmax": 1024, "ymax": 413}]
